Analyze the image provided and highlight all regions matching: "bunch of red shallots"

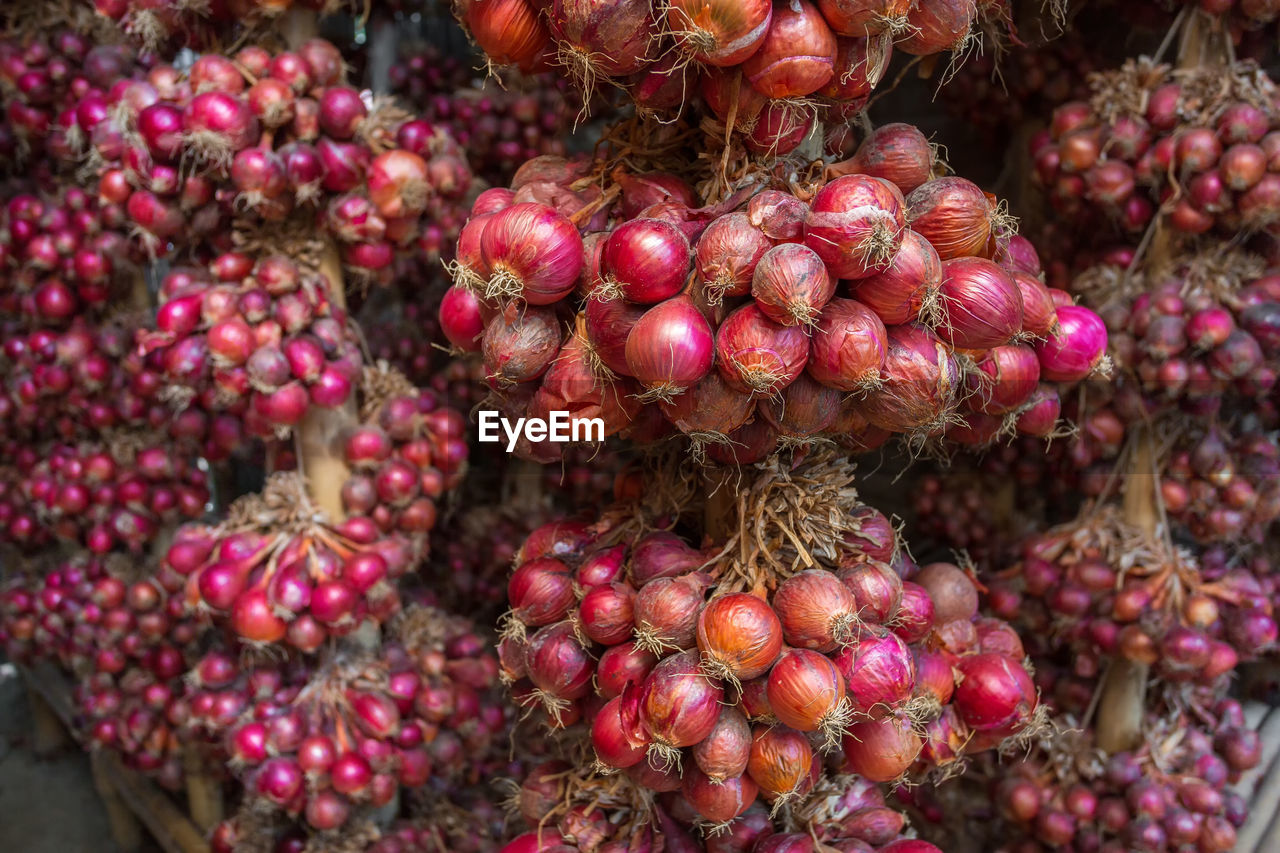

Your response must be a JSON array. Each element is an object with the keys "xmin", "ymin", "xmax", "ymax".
[{"xmin": 444, "ymin": 124, "xmax": 1109, "ymax": 462}]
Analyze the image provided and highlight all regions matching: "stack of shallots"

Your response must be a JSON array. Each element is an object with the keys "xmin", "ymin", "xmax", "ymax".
[{"xmin": 444, "ymin": 124, "xmax": 1108, "ymax": 462}]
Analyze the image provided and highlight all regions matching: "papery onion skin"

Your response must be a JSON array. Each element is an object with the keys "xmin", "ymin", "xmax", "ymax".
[
  {"xmin": 592, "ymin": 695, "xmax": 648, "ymax": 769},
  {"xmin": 773, "ymin": 569, "xmax": 859, "ymax": 652},
  {"xmin": 766, "ymin": 647, "xmax": 848, "ymax": 733},
  {"xmin": 906, "ymin": 177, "xmax": 994, "ymax": 260},
  {"xmin": 482, "ymin": 302, "xmax": 563, "ymax": 386},
  {"xmin": 716, "ymin": 303, "xmax": 810, "ymax": 396},
  {"xmin": 966, "ymin": 344, "xmax": 1040, "ymax": 415},
  {"xmin": 747, "ymin": 725, "xmax": 814, "ymax": 798},
  {"xmin": 696, "ymin": 592, "xmax": 784, "ymax": 681},
  {"xmin": 1035, "ymin": 304, "xmax": 1108, "ymax": 382},
  {"xmin": 600, "ymin": 218, "xmax": 691, "ymax": 304},
  {"xmin": 806, "ymin": 297, "xmax": 889, "ymax": 391},
  {"xmin": 466, "ymin": 0, "xmax": 552, "ymax": 71},
  {"xmin": 849, "ymin": 229, "xmax": 942, "ymax": 326},
  {"xmin": 696, "ymin": 212, "xmax": 774, "ymax": 304},
  {"xmin": 660, "ymin": 370, "xmax": 756, "ymax": 437},
  {"xmin": 548, "ymin": 0, "xmax": 657, "ymax": 77},
  {"xmin": 833, "ymin": 631, "xmax": 916, "ymax": 717},
  {"xmin": 847, "ymin": 122, "xmax": 933, "ymax": 194},
  {"xmin": 667, "ymin": 0, "xmax": 775, "ymax": 66},
  {"xmin": 625, "ymin": 296, "xmax": 715, "ymax": 399},
  {"xmin": 640, "ymin": 650, "xmax": 725, "ymax": 750},
  {"xmin": 752, "ymin": 243, "xmax": 836, "ymax": 327},
  {"xmin": 741, "ymin": 0, "xmax": 838, "ymax": 99},
  {"xmin": 805, "ymin": 175, "xmax": 906, "ymax": 280},
  {"xmin": 953, "ymin": 653, "xmax": 1037, "ymax": 733},
  {"xmin": 749, "ymin": 190, "xmax": 810, "ymax": 242},
  {"xmin": 821, "ymin": 35, "xmax": 892, "ymax": 102},
  {"xmin": 936, "ymin": 257, "xmax": 1024, "ymax": 350},
  {"xmin": 842, "ymin": 714, "xmax": 922, "ymax": 782},
  {"xmin": 897, "ymin": 0, "xmax": 976, "ymax": 56},
  {"xmin": 480, "ymin": 203, "xmax": 584, "ymax": 304},
  {"xmin": 692, "ymin": 707, "xmax": 753, "ymax": 782},
  {"xmin": 817, "ymin": 0, "xmax": 911, "ymax": 35},
  {"xmin": 857, "ymin": 324, "xmax": 959, "ymax": 433}
]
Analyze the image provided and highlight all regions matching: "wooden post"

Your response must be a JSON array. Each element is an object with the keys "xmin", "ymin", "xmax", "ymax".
[
  {"xmin": 25, "ymin": 684, "xmax": 69, "ymax": 755},
  {"xmin": 92, "ymin": 751, "xmax": 144, "ymax": 853},
  {"xmin": 1095, "ymin": 430, "xmax": 1157, "ymax": 753},
  {"xmin": 183, "ymin": 747, "xmax": 223, "ymax": 831},
  {"xmin": 283, "ymin": 6, "xmax": 319, "ymax": 48},
  {"xmin": 297, "ymin": 243, "xmax": 355, "ymax": 521}
]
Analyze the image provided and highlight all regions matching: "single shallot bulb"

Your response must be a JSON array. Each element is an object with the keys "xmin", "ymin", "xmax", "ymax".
[
  {"xmin": 842, "ymin": 714, "xmax": 921, "ymax": 782},
  {"xmin": 1035, "ymin": 304, "xmax": 1108, "ymax": 382},
  {"xmin": 806, "ymin": 297, "xmax": 888, "ymax": 391},
  {"xmin": 692, "ymin": 706, "xmax": 753, "ymax": 782},
  {"xmin": 752, "ymin": 243, "xmax": 836, "ymax": 326},
  {"xmin": 833, "ymin": 631, "xmax": 916, "ymax": 717},
  {"xmin": 952, "ymin": 653, "xmax": 1037, "ymax": 734},
  {"xmin": 696, "ymin": 212, "xmax": 774, "ymax": 304},
  {"xmin": 640, "ymin": 650, "xmax": 725, "ymax": 769},
  {"xmin": 849, "ymin": 229, "xmax": 943, "ymax": 326},
  {"xmin": 1012, "ymin": 271, "xmax": 1058, "ymax": 338},
  {"xmin": 857, "ymin": 324, "xmax": 959, "ymax": 433},
  {"xmin": 585, "ymin": 295, "xmax": 646, "ymax": 376},
  {"xmin": 666, "ymin": 0, "xmax": 774, "ymax": 66},
  {"xmin": 598, "ymin": 218, "xmax": 691, "ymax": 304},
  {"xmin": 741, "ymin": 0, "xmax": 837, "ymax": 98},
  {"xmin": 480, "ymin": 203, "xmax": 583, "ymax": 304},
  {"xmin": 906, "ymin": 177, "xmax": 996, "ymax": 260},
  {"xmin": 482, "ymin": 303, "xmax": 561, "ymax": 386},
  {"xmin": 660, "ymin": 371, "xmax": 756, "ymax": 439},
  {"xmin": 633, "ymin": 573, "xmax": 710, "ymax": 653},
  {"xmin": 716, "ymin": 303, "xmax": 809, "ymax": 396},
  {"xmin": 696, "ymin": 592, "xmax": 784, "ymax": 683},
  {"xmin": 548, "ymin": 0, "xmax": 657, "ymax": 81},
  {"xmin": 682, "ymin": 766, "xmax": 758, "ymax": 823},
  {"xmin": 805, "ymin": 175, "xmax": 906, "ymax": 279},
  {"xmin": 847, "ymin": 122, "xmax": 933, "ymax": 194},
  {"xmin": 747, "ymin": 724, "xmax": 814, "ymax": 800},
  {"xmin": 966, "ymin": 344, "xmax": 1040, "ymax": 414},
  {"xmin": 766, "ymin": 648, "xmax": 851, "ymax": 747},
  {"xmin": 625, "ymin": 296, "xmax": 715, "ymax": 400},
  {"xmin": 936, "ymin": 257, "xmax": 1023, "ymax": 350},
  {"xmin": 773, "ymin": 569, "xmax": 862, "ymax": 651}
]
